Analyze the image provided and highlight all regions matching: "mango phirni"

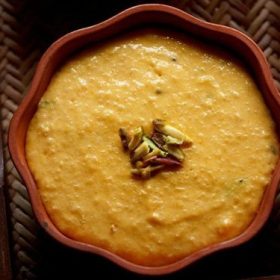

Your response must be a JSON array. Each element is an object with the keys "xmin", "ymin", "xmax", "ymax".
[{"xmin": 26, "ymin": 29, "xmax": 279, "ymax": 266}]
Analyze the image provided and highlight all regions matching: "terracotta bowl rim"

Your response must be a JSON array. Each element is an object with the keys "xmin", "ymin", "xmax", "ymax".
[{"xmin": 8, "ymin": 3, "xmax": 280, "ymax": 275}]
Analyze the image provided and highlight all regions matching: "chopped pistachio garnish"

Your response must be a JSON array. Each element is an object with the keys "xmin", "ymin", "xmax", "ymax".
[
  {"xmin": 119, "ymin": 119, "xmax": 192, "ymax": 179},
  {"xmin": 131, "ymin": 141, "xmax": 150, "ymax": 162},
  {"xmin": 143, "ymin": 149, "xmax": 161, "ymax": 161},
  {"xmin": 131, "ymin": 165, "xmax": 164, "ymax": 179},
  {"xmin": 153, "ymin": 119, "xmax": 192, "ymax": 145},
  {"xmin": 135, "ymin": 161, "xmax": 144, "ymax": 168},
  {"xmin": 142, "ymin": 155, "xmax": 158, "ymax": 166},
  {"xmin": 150, "ymin": 157, "xmax": 182, "ymax": 166},
  {"xmin": 151, "ymin": 132, "xmax": 166, "ymax": 149},
  {"xmin": 163, "ymin": 135, "xmax": 184, "ymax": 145},
  {"xmin": 128, "ymin": 127, "xmax": 144, "ymax": 151},
  {"xmin": 166, "ymin": 145, "xmax": 185, "ymax": 162},
  {"xmin": 119, "ymin": 128, "xmax": 130, "ymax": 150},
  {"xmin": 143, "ymin": 136, "xmax": 157, "ymax": 150},
  {"xmin": 143, "ymin": 136, "xmax": 167, "ymax": 157}
]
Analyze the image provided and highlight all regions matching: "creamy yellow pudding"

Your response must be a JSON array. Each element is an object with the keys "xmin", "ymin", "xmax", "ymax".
[{"xmin": 26, "ymin": 29, "xmax": 279, "ymax": 266}]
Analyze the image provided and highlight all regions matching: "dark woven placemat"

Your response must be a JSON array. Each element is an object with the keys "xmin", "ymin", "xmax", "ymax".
[{"xmin": 1, "ymin": 0, "xmax": 280, "ymax": 279}]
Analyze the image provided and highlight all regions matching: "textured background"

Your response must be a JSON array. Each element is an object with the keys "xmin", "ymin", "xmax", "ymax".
[{"xmin": 1, "ymin": 0, "xmax": 280, "ymax": 279}]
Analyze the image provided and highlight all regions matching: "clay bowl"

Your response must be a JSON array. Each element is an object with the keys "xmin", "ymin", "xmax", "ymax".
[{"xmin": 8, "ymin": 4, "xmax": 280, "ymax": 275}]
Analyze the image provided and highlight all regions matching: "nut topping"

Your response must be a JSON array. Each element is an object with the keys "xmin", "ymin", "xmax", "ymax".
[{"xmin": 119, "ymin": 119, "xmax": 192, "ymax": 179}]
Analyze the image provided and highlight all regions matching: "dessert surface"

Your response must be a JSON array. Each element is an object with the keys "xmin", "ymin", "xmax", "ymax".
[{"xmin": 26, "ymin": 29, "xmax": 279, "ymax": 266}]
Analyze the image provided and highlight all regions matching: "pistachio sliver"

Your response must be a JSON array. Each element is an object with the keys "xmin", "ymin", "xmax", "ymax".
[
  {"xmin": 142, "ymin": 155, "xmax": 158, "ymax": 166},
  {"xmin": 128, "ymin": 127, "xmax": 144, "ymax": 151},
  {"xmin": 163, "ymin": 135, "xmax": 184, "ymax": 145},
  {"xmin": 181, "ymin": 133, "xmax": 193, "ymax": 147},
  {"xmin": 135, "ymin": 161, "xmax": 144, "ymax": 168},
  {"xmin": 150, "ymin": 157, "xmax": 181, "ymax": 166},
  {"xmin": 131, "ymin": 165, "xmax": 164, "ymax": 179},
  {"xmin": 153, "ymin": 119, "xmax": 189, "ymax": 143},
  {"xmin": 131, "ymin": 141, "xmax": 150, "ymax": 162},
  {"xmin": 143, "ymin": 136, "xmax": 168, "ymax": 157},
  {"xmin": 143, "ymin": 136, "xmax": 158, "ymax": 150},
  {"xmin": 151, "ymin": 132, "xmax": 167, "ymax": 150},
  {"xmin": 163, "ymin": 125, "xmax": 186, "ymax": 142},
  {"xmin": 119, "ymin": 128, "xmax": 130, "ymax": 150},
  {"xmin": 166, "ymin": 145, "xmax": 185, "ymax": 162},
  {"xmin": 142, "ymin": 149, "xmax": 161, "ymax": 161}
]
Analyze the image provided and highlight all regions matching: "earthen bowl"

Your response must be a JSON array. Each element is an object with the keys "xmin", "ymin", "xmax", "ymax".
[{"xmin": 8, "ymin": 4, "xmax": 280, "ymax": 275}]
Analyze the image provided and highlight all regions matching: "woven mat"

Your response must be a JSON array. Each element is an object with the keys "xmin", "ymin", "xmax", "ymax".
[{"xmin": 1, "ymin": 0, "xmax": 280, "ymax": 279}]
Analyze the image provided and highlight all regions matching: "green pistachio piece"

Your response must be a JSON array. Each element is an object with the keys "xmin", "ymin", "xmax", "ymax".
[
  {"xmin": 150, "ymin": 157, "xmax": 181, "ymax": 166},
  {"xmin": 143, "ymin": 136, "xmax": 167, "ymax": 157},
  {"xmin": 128, "ymin": 127, "xmax": 144, "ymax": 151},
  {"xmin": 163, "ymin": 135, "xmax": 184, "ymax": 145},
  {"xmin": 153, "ymin": 119, "xmax": 191, "ymax": 144},
  {"xmin": 142, "ymin": 149, "xmax": 161, "ymax": 161},
  {"xmin": 166, "ymin": 145, "xmax": 185, "ymax": 162},
  {"xmin": 131, "ymin": 141, "xmax": 150, "ymax": 162},
  {"xmin": 135, "ymin": 161, "xmax": 144, "ymax": 168},
  {"xmin": 151, "ymin": 132, "xmax": 166, "ymax": 149},
  {"xmin": 131, "ymin": 165, "xmax": 164, "ymax": 179},
  {"xmin": 143, "ymin": 136, "xmax": 158, "ymax": 150},
  {"xmin": 119, "ymin": 128, "xmax": 130, "ymax": 150},
  {"xmin": 142, "ymin": 155, "xmax": 158, "ymax": 166},
  {"xmin": 181, "ymin": 134, "xmax": 193, "ymax": 147}
]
